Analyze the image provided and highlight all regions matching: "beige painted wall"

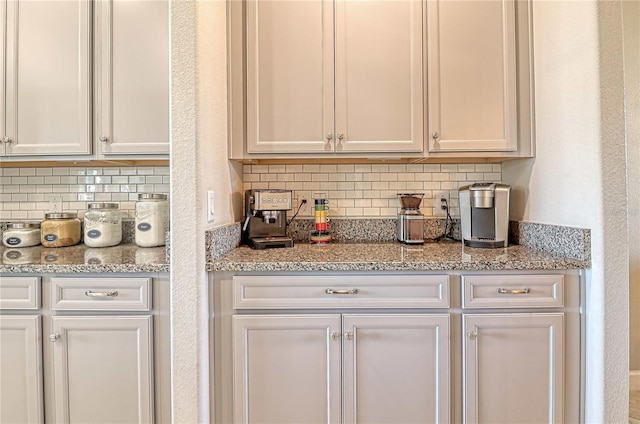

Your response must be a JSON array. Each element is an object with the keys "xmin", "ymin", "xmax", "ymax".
[{"xmin": 503, "ymin": 1, "xmax": 628, "ymax": 421}]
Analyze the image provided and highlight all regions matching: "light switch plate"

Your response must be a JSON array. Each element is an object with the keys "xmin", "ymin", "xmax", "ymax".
[
  {"xmin": 207, "ymin": 191, "xmax": 215, "ymax": 223},
  {"xmin": 434, "ymin": 191, "xmax": 449, "ymax": 217},
  {"xmin": 49, "ymin": 195, "xmax": 62, "ymax": 213}
]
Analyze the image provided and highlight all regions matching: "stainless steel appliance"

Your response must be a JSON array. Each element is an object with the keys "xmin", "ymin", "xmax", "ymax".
[
  {"xmin": 397, "ymin": 193, "xmax": 424, "ymax": 244},
  {"xmin": 458, "ymin": 183, "xmax": 510, "ymax": 248},
  {"xmin": 242, "ymin": 189, "xmax": 294, "ymax": 249}
]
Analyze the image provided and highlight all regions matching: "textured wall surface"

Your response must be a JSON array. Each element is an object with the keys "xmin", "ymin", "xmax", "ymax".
[
  {"xmin": 0, "ymin": 166, "xmax": 169, "ymax": 219},
  {"xmin": 503, "ymin": 1, "xmax": 628, "ymax": 421}
]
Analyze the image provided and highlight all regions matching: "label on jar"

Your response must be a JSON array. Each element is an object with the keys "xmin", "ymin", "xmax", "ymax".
[
  {"xmin": 5, "ymin": 237, "xmax": 21, "ymax": 246},
  {"xmin": 43, "ymin": 234, "xmax": 58, "ymax": 242},
  {"xmin": 6, "ymin": 251, "xmax": 22, "ymax": 260},
  {"xmin": 87, "ymin": 229, "xmax": 102, "ymax": 239},
  {"xmin": 137, "ymin": 222, "xmax": 152, "ymax": 232}
]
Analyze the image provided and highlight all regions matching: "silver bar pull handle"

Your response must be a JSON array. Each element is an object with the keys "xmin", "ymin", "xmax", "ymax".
[
  {"xmin": 85, "ymin": 290, "xmax": 119, "ymax": 298},
  {"xmin": 325, "ymin": 288, "xmax": 358, "ymax": 295},
  {"xmin": 497, "ymin": 288, "xmax": 530, "ymax": 295}
]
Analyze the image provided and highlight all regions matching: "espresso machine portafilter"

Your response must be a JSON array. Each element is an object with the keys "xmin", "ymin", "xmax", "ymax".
[{"xmin": 242, "ymin": 189, "xmax": 294, "ymax": 249}]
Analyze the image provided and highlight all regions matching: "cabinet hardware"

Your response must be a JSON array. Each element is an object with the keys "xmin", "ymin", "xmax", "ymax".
[
  {"xmin": 337, "ymin": 133, "xmax": 344, "ymax": 141},
  {"xmin": 344, "ymin": 331, "xmax": 354, "ymax": 341},
  {"xmin": 2, "ymin": 136, "xmax": 12, "ymax": 144},
  {"xmin": 49, "ymin": 333, "xmax": 60, "ymax": 342},
  {"xmin": 497, "ymin": 288, "xmax": 530, "ymax": 295},
  {"xmin": 99, "ymin": 135, "xmax": 109, "ymax": 143},
  {"xmin": 431, "ymin": 131, "xmax": 439, "ymax": 140},
  {"xmin": 467, "ymin": 331, "xmax": 477, "ymax": 341},
  {"xmin": 85, "ymin": 290, "xmax": 119, "ymax": 298},
  {"xmin": 325, "ymin": 288, "xmax": 359, "ymax": 295},
  {"xmin": 330, "ymin": 332, "xmax": 341, "ymax": 341},
  {"xmin": 326, "ymin": 133, "xmax": 333, "ymax": 141}
]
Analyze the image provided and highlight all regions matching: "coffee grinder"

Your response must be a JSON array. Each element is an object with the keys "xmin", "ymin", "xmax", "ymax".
[
  {"xmin": 397, "ymin": 193, "xmax": 425, "ymax": 244},
  {"xmin": 242, "ymin": 189, "xmax": 294, "ymax": 249}
]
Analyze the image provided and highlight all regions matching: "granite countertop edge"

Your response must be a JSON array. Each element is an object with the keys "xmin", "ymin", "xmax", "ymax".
[{"xmin": 0, "ymin": 264, "xmax": 170, "ymax": 274}]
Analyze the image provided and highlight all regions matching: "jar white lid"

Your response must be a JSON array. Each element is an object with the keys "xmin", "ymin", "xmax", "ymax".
[
  {"xmin": 138, "ymin": 193, "xmax": 168, "ymax": 200},
  {"xmin": 44, "ymin": 212, "xmax": 78, "ymax": 220},
  {"xmin": 88, "ymin": 202, "xmax": 119, "ymax": 209},
  {"xmin": 6, "ymin": 222, "xmax": 41, "ymax": 229}
]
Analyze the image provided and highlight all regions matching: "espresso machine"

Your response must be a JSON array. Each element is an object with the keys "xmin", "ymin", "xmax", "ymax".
[
  {"xmin": 458, "ymin": 183, "xmax": 510, "ymax": 248},
  {"xmin": 242, "ymin": 189, "xmax": 294, "ymax": 249}
]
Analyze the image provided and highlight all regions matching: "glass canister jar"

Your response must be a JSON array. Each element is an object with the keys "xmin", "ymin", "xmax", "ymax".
[
  {"xmin": 83, "ymin": 203, "xmax": 122, "ymax": 248},
  {"xmin": 41, "ymin": 212, "xmax": 81, "ymax": 248},
  {"xmin": 135, "ymin": 193, "xmax": 169, "ymax": 247},
  {"xmin": 2, "ymin": 222, "xmax": 41, "ymax": 247}
]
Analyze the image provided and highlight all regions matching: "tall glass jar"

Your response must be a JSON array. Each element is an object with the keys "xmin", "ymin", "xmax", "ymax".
[
  {"xmin": 41, "ymin": 212, "xmax": 81, "ymax": 247},
  {"xmin": 2, "ymin": 222, "xmax": 41, "ymax": 247},
  {"xmin": 84, "ymin": 203, "xmax": 122, "ymax": 248},
  {"xmin": 135, "ymin": 194, "xmax": 169, "ymax": 247}
]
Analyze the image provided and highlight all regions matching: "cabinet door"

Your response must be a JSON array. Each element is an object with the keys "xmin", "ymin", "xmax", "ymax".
[
  {"xmin": 0, "ymin": 315, "xmax": 44, "ymax": 424},
  {"xmin": 335, "ymin": 0, "xmax": 423, "ymax": 153},
  {"xmin": 50, "ymin": 316, "xmax": 153, "ymax": 424},
  {"xmin": 95, "ymin": 0, "xmax": 169, "ymax": 156},
  {"xmin": 427, "ymin": 0, "xmax": 517, "ymax": 152},
  {"xmin": 342, "ymin": 314, "xmax": 450, "ymax": 424},
  {"xmin": 246, "ymin": 0, "xmax": 334, "ymax": 154},
  {"xmin": 4, "ymin": 0, "xmax": 91, "ymax": 156},
  {"xmin": 463, "ymin": 313, "xmax": 564, "ymax": 424},
  {"xmin": 233, "ymin": 314, "xmax": 341, "ymax": 424},
  {"xmin": 0, "ymin": 0, "xmax": 6, "ymax": 155}
]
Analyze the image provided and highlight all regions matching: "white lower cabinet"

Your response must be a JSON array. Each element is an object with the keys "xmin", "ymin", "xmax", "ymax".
[
  {"xmin": 0, "ymin": 315, "xmax": 44, "ymax": 424},
  {"xmin": 233, "ymin": 313, "xmax": 450, "ymax": 424},
  {"xmin": 49, "ymin": 316, "xmax": 153, "ymax": 424},
  {"xmin": 462, "ymin": 313, "xmax": 564, "ymax": 424}
]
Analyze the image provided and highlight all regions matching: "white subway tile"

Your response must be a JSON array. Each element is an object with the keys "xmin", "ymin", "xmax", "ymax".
[
  {"xmin": 354, "ymin": 199, "xmax": 371, "ymax": 207},
  {"xmin": 492, "ymin": 164, "xmax": 502, "ymax": 172},
  {"xmin": 345, "ymin": 207, "xmax": 363, "ymax": 216},
  {"xmin": 354, "ymin": 164, "xmax": 372, "ymax": 173},
  {"xmin": 354, "ymin": 181, "xmax": 372, "ymax": 190},
  {"xmin": 36, "ymin": 168, "xmax": 53, "ymax": 176},
  {"xmin": 4, "ymin": 202, "xmax": 19, "ymax": 210},
  {"xmin": 111, "ymin": 176, "xmax": 128, "ymax": 184},
  {"xmin": 337, "ymin": 198, "xmax": 354, "ymax": 208},
  {"xmin": 269, "ymin": 164, "xmax": 286, "ymax": 173},
  {"xmin": 406, "ymin": 181, "xmax": 424, "ymax": 190},
  {"xmin": 415, "ymin": 173, "xmax": 432, "ymax": 181},
  {"xmin": 423, "ymin": 182, "xmax": 441, "ymax": 190},
  {"xmin": 60, "ymin": 176, "xmax": 78, "ymax": 184},
  {"xmin": 371, "ymin": 164, "xmax": 389, "ymax": 173},
  {"xmin": 371, "ymin": 198, "xmax": 389, "ymax": 207},
  {"xmin": 285, "ymin": 164, "xmax": 303, "ymax": 173},
  {"xmin": 294, "ymin": 173, "xmax": 312, "ymax": 182},
  {"xmin": 328, "ymin": 173, "xmax": 345, "ymax": 182},
  {"xmin": 136, "ymin": 184, "xmax": 155, "ymax": 193},
  {"xmin": 0, "ymin": 211, "xmax": 11, "ymax": 219},
  {"xmin": 103, "ymin": 167, "xmax": 120, "ymax": 176},
  {"xmin": 61, "ymin": 193, "xmax": 76, "ymax": 202},
  {"xmin": 136, "ymin": 167, "xmax": 154, "ymax": 175},
  {"xmin": 145, "ymin": 176, "xmax": 163, "ymax": 184},
  {"xmin": 128, "ymin": 176, "xmax": 145, "ymax": 184},
  {"xmin": 441, "ymin": 164, "xmax": 458, "ymax": 172},
  {"xmin": 154, "ymin": 184, "xmax": 169, "ymax": 193},
  {"xmin": 397, "ymin": 173, "xmax": 415, "ymax": 182},
  {"xmin": 388, "ymin": 164, "xmax": 407, "ymax": 173},
  {"xmin": 328, "ymin": 191, "xmax": 346, "ymax": 199},
  {"xmin": 285, "ymin": 182, "xmax": 304, "ymax": 190},
  {"xmin": 433, "ymin": 173, "xmax": 450, "ymax": 181},
  {"xmin": 120, "ymin": 168, "xmax": 136, "ymax": 176},
  {"xmin": 319, "ymin": 164, "xmax": 337, "ymax": 173},
  {"xmin": 302, "ymin": 182, "xmax": 321, "ymax": 190},
  {"xmin": 154, "ymin": 167, "xmax": 170, "ymax": 175},
  {"xmin": 162, "ymin": 176, "xmax": 170, "ymax": 184},
  {"xmin": 312, "ymin": 173, "xmax": 329, "ymax": 182},
  {"xmin": 380, "ymin": 207, "xmax": 397, "ymax": 217},
  {"xmin": 457, "ymin": 164, "xmax": 475, "ymax": 172},
  {"xmin": 252, "ymin": 182, "xmax": 270, "ymax": 190},
  {"xmin": 260, "ymin": 174, "xmax": 277, "ymax": 182},
  {"xmin": 0, "ymin": 177, "xmax": 10, "ymax": 184},
  {"xmin": 12, "ymin": 177, "xmax": 28, "ymax": 185},
  {"xmin": 3, "ymin": 168, "xmax": 19, "ymax": 176},
  {"xmin": 95, "ymin": 193, "xmax": 113, "ymax": 201},
  {"xmin": 86, "ymin": 168, "xmax": 103, "ymax": 176},
  {"xmin": 389, "ymin": 182, "xmax": 407, "ymax": 190},
  {"xmin": 251, "ymin": 165, "xmax": 269, "ymax": 174},
  {"xmin": 4, "ymin": 185, "xmax": 19, "ymax": 193},
  {"xmin": 423, "ymin": 164, "xmax": 441, "ymax": 172},
  {"xmin": 337, "ymin": 164, "xmax": 354, "ymax": 173},
  {"xmin": 347, "ymin": 190, "xmax": 363, "ymax": 199},
  {"xmin": 44, "ymin": 176, "xmax": 61, "ymax": 184},
  {"xmin": 363, "ymin": 173, "xmax": 381, "ymax": 182},
  {"xmin": 345, "ymin": 173, "xmax": 363, "ymax": 182},
  {"xmin": 277, "ymin": 174, "xmax": 294, "ymax": 182},
  {"xmin": 475, "ymin": 164, "xmax": 493, "ymax": 172},
  {"xmin": 103, "ymin": 184, "xmax": 120, "ymax": 193},
  {"xmin": 78, "ymin": 193, "xmax": 95, "ymax": 201},
  {"xmin": 11, "ymin": 211, "xmax": 28, "ymax": 219},
  {"xmin": 19, "ymin": 168, "xmax": 36, "ymax": 176},
  {"xmin": 337, "ymin": 182, "xmax": 355, "ymax": 191},
  {"xmin": 19, "ymin": 185, "xmax": 36, "ymax": 194},
  {"xmin": 363, "ymin": 190, "xmax": 380, "ymax": 198},
  {"xmin": 27, "ymin": 194, "xmax": 44, "ymax": 202},
  {"xmin": 78, "ymin": 176, "xmax": 95, "ymax": 184},
  {"xmin": 302, "ymin": 164, "xmax": 320, "ymax": 173},
  {"xmin": 69, "ymin": 168, "xmax": 87, "ymax": 176},
  {"xmin": 27, "ymin": 211, "xmax": 43, "ymax": 219},
  {"xmin": 35, "ymin": 185, "xmax": 53, "ymax": 193},
  {"xmin": 466, "ymin": 173, "xmax": 483, "ymax": 181},
  {"xmin": 12, "ymin": 193, "xmax": 28, "ymax": 202},
  {"xmin": 27, "ymin": 177, "xmax": 44, "ymax": 185},
  {"xmin": 483, "ymin": 173, "xmax": 502, "ymax": 181},
  {"xmin": 451, "ymin": 173, "xmax": 467, "ymax": 181}
]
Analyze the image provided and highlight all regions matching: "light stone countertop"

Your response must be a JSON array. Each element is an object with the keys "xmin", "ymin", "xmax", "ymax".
[
  {"xmin": 0, "ymin": 243, "xmax": 169, "ymax": 274},
  {"xmin": 208, "ymin": 241, "xmax": 590, "ymax": 272}
]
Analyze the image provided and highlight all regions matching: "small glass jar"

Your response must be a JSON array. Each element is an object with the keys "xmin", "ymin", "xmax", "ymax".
[
  {"xmin": 2, "ymin": 222, "xmax": 41, "ymax": 247},
  {"xmin": 135, "ymin": 193, "xmax": 169, "ymax": 247},
  {"xmin": 41, "ymin": 212, "xmax": 81, "ymax": 248},
  {"xmin": 84, "ymin": 203, "xmax": 122, "ymax": 248}
]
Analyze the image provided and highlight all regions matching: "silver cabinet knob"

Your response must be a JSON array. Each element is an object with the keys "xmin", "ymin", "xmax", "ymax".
[
  {"xmin": 337, "ymin": 133, "xmax": 344, "ymax": 140},
  {"xmin": 2, "ymin": 136, "xmax": 12, "ymax": 144},
  {"xmin": 330, "ymin": 332, "xmax": 341, "ymax": 341},
  {"xmin": 326, "ymin": 133, "xmax": 333, "ymax": 141},
  {"xmin": 49, "ymin": 333, "xmax": 60, "ymax": 342},
  {"xmin": 467, "ymin": 331, "xmax": 477, "ymax": 341},
  {"xmin": 432, "ymin": 131, "xmax": 439, "ymax": 140},
  {"xmin": 99, "ymin": 135, "xmax": 109, "ymax": 143},
  {"xmin": 344, "ymin": 332, "xmax": 354, "ymax": 341}
]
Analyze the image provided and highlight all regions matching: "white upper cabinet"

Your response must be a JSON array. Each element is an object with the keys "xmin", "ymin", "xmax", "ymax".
[
  {"xmin": 2, "ymin": 0, "xmax": 92, "ymax": 156},
  {"xmin": 245, "ymin": 0, "xmax": 423, "ymax": 155},
  {"xmin": 95, "ymin": 0, "xmax": 170, "ymax": 156},
  {"xmin": 246, "ymin": 0, "xmax": 334, "ymax": 154},
  {"xmin": 427, "ymin": 0, "xmax": 518, "ymax": 153},
  {"xmin": 335, "ymin": 0, "xmax": 423, "ymax": 153}
]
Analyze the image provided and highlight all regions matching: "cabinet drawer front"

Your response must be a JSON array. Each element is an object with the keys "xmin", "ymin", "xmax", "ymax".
[
  {"xmin": 51, "ymin": 278, "xmax": 151, "ymax": 311},
  {"xmin": 462, "ymin": 274, "xmax": 564, "ymax": 308},
  {"xmin": 233, "ymin": 275, "xmax": 449, "ymax": 309},
  {"xmin": 0, "ymin": 277, "xmax": 40, "ymax": 310}
]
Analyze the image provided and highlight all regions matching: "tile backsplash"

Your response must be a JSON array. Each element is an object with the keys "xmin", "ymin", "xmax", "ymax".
[
  {"xmin": 0, "ymin": 166, "xmax": 169, "ymax": 220},
  {"xmin": 243, "ymin": 163, "xmax": 502, "ymax": 218}
]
